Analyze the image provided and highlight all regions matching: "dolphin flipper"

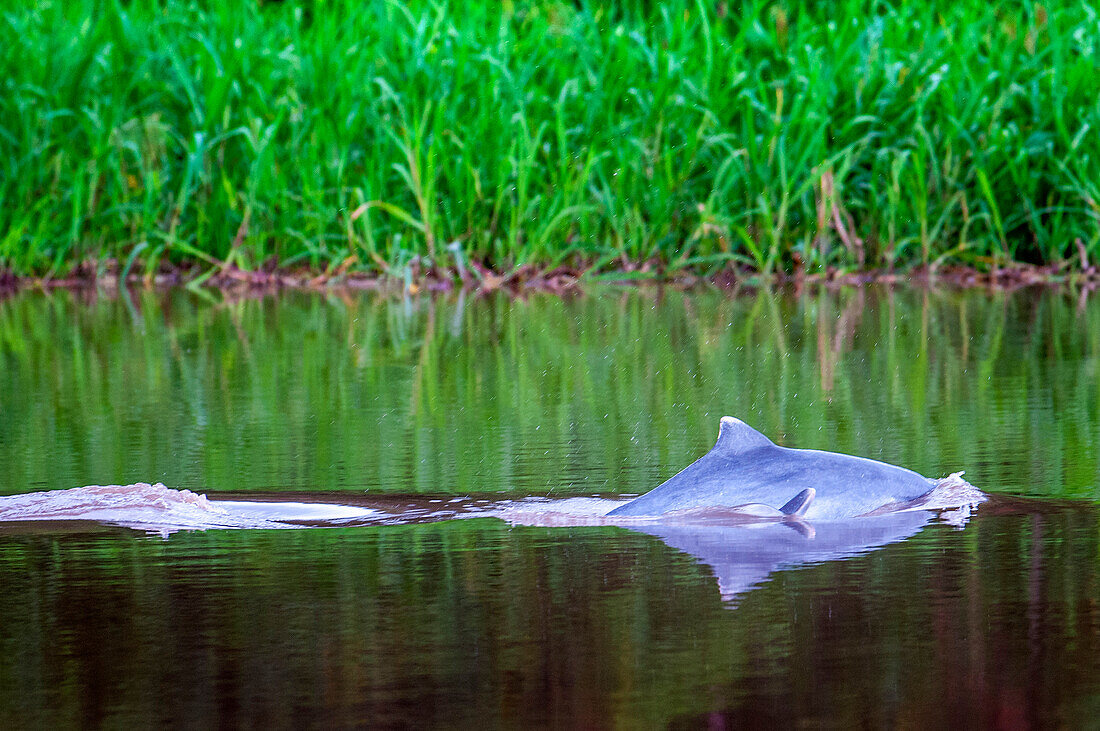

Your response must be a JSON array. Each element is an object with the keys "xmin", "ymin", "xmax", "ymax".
[{"xmin": 780, "ymin": 488, "xmax": 815, "ymax": 517}]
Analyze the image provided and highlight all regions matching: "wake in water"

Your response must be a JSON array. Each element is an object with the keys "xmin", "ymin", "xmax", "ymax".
[
  {"xmin": 0, "ymin": 473, "xmax": 985, "ymax": 534},
  {"xmin": 0, "ymin": 483, "xmax": 382, "ymax": 533},
  {"xmin": 0, "ymin": 477, "xmax": 986, "ymax": 601}
]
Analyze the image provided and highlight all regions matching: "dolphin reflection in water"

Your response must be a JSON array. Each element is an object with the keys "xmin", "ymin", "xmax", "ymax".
[{"xmin": 627, "ymin": 511, "xmax": 935, "ymax": 600}]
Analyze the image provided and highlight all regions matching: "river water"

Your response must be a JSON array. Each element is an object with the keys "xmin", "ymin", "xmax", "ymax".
[{"xmin": 0, "ymin": 286, "xmax": 1097, "ymax": 726}]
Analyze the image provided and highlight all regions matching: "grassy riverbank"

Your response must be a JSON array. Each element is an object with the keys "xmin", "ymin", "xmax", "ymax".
[{"xmin": 3, "ymin": 0, "xmax": 1099, "ymax": 282}]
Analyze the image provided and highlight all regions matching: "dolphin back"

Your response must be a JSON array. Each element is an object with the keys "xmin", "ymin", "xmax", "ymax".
[
  {"xmin": 609, "ymin": 416, "xmax": 776, "ymax": 517},
  {"xmin": 608, "ymin": 417, "xmax": 935, "ymax": 519}
]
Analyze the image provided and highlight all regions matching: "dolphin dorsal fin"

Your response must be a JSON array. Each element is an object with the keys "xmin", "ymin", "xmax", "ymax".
[{"xmin": 714, "ymin": 417, "xmax": 774, "ymax": 454}]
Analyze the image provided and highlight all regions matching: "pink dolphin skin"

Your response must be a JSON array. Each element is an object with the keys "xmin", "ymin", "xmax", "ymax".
[{"xmin": 608, "ymin": 417, "xmax": 978, "ymax": 521}]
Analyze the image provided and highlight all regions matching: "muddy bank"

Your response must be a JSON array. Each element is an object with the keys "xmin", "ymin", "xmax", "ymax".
[{"xmin": 3, "ymin": 258, "xmax": 1100, "ymax": 299}]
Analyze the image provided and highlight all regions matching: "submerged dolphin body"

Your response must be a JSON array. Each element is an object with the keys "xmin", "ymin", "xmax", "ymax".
[{"xmin": 609, "ymin": 417, "xmax": 946, "ymax": 521}]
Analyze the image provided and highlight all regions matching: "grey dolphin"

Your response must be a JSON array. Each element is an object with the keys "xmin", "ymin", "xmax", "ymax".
[{"xmin": 608, "ymin": 416, "xmax": 943, "ymax": 521}]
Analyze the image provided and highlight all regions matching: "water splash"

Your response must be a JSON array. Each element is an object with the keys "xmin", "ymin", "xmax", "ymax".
[
  {"xmin": 0, "ymin": 483, "xmax": 381, "ymax": 533},
  {"xmin": 0, "ymin": 472, "xmax": 986, "ymax": 536}
]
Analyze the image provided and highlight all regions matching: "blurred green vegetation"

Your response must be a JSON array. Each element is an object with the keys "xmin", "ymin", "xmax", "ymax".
[
  {"xmin": 0, "ymin": 287, "xmax": 1096, "ymax": 498},
  {"xmin": 3, "ymin": 1, "xmax": 1100, "ymax": 277}
]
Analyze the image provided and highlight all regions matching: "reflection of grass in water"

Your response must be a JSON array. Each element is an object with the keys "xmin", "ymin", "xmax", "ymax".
[
  {"xmin": 2, "ymin": 2, "xmax": 1100, "ymax": 276},
  {"xmin": 0, "ymin": 288, "xmax": 1097, "ymax": 498}
]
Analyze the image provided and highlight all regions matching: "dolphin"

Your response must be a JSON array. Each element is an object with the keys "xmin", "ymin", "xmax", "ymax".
[{"xmin": 608, "ymin": 416, "xmax": 950, "ymax": 521}]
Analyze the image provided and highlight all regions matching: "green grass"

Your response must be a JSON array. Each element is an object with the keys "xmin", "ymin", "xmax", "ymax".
[{"xmin": 2, "ymin": 0, "xmax": 1100, "ymax": 279}]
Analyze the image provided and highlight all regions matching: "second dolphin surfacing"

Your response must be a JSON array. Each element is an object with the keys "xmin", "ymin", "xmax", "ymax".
[{"xmin": 608, "ymin": 417, "xmax": 976, "ymax": 521}]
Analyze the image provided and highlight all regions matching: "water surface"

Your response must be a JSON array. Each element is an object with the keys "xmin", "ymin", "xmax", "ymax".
[{"xmin": 0, "ymin": 286, "xmax": 1098, "ymax": 725}]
